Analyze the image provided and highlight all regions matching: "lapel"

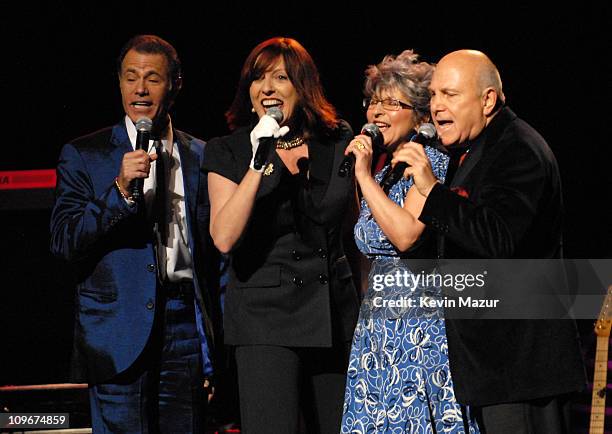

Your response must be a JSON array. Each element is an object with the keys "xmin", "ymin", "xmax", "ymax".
[
  {"xmin": 253, "ymin": 135, "xmax": 334, "ymax": 202},
  {"xmin": 248, "ymin": 125, "xmax": 348, "ymax": 226},
  {"xmin": 110, "ymin": 121, "xmax": 133, "ymax": 170},
  {"xmin": 242, "ymin": 125, "xmax": 334, "ymax": 203},
  {"xmin": 438, "ymin": 107, "xmax": 517, "ymax": 258},
  {"xmin": 253, "ymin": 135, "xmax": 338, "ymax": 223},
  {"xmin": 450, "ymin": 138, "xmax": 485, "ymax": 188},
  {"xmin": 174, "ymin": 130, "xmax": 216, "ymax": 348},
  {"xmin": 255, "ymin": 149, "xmax": 283, "ymax": 199},
  {"xmin": 449, "ymin": 107, "xmax": 516, "ymax": 189},
  {"xmin": 306, "ymin": 131, "xmax": 351, "ymax": 225},
  {"xmin": 307, "ymin": 135, "xmax": 334, "ymax": 207},
  {"xmin": 175, "ymin": 129, "xmax": 199, "ymax": 239}
]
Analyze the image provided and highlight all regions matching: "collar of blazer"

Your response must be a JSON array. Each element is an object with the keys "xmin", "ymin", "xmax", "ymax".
[
  {"xmin": 255, "ymin": 132, "xmax": 334, "ymax": 200},
  {"xmin": 450, "ymin": 106, "xmax": 517, "ymax": 188},
  {"xmin": 109, "ymin": 120, "xmax": 201, "ymax": 226},
  {"xmin": 255, "ymin": 128, "xmax": 352, "ymax": 227},
  {"xmin": 174, "ymin": 129, "xmax": 200, "ymax": 228}
]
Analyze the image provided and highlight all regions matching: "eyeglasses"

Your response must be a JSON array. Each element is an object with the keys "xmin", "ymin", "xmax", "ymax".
[{"xmin": 363, "ymin": 97, "xmax": 414, "ymax": 111}]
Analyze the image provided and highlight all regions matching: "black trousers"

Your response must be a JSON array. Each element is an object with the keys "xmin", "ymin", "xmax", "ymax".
[
  {"xmin": 234, "ymin": 343, "xmax": 349, "ymax": 434},
  {"xmin": 474, "ymin": 394, "xmax": 574, "ymax": 434}
]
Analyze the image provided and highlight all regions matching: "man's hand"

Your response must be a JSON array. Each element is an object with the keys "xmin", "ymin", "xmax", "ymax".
[
  {"xmin": 203, "ymin": 378, "xmax": 214, "ymax": 403},
  {"xmin": 116, "ymin": 150, "xmax": 158, "ymax": 193},
  {"xmin": 392, "ymin": 141, "xmax": 438, "ymax": 197}
]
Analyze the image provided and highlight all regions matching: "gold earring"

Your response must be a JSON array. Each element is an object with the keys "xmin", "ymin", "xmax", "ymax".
[{"xmin": 251, "ymin": 107, "xmax": 256, "ymax": 113}]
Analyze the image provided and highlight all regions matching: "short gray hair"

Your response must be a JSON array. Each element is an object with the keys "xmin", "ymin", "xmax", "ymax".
[{"xmin": 364, "ymin": 50, "xmax": 434, "ymax": 121}]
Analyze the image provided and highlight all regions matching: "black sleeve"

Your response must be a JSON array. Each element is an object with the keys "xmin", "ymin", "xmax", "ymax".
[
  {"xmin": 419, "ymin": 138, "xmax": 549, "ymax": 258},
  {"xmin": 202, "ymin": 135, "xmax": 242, "ymax": 184}
]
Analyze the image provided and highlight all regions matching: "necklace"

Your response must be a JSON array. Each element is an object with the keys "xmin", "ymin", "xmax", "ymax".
[{"xmin": 276, "ymin": 136, "xmax": 305, "ymax": 150}]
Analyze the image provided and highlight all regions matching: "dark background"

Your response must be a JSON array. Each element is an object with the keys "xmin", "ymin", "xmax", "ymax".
[
  {"xmin": 0, "ymin": 2, "xmax": 610, "ymax": 427},
  {"xmin": 3, "ymin": 3, "xmax": 610, "ymax": 256}
]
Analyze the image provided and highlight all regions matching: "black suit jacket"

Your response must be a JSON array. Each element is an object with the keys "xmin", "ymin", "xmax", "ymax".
[
  {"xmin": 204, "ymin": 122, "xmax": 360, "ymax": 347},
  {"xmin": 419, "ymin": 107, "xmax": 586, "ymax": 406}
]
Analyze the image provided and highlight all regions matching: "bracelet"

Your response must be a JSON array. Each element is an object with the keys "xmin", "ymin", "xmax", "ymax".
[{"xmin": 114, "ymin": 177, "xmax": 134, "ymax": 202}]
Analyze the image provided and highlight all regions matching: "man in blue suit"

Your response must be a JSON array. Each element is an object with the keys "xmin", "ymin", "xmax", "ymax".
[{"xmin": 50, "ymin": 34, "xmax": 220, "ymax": 433}]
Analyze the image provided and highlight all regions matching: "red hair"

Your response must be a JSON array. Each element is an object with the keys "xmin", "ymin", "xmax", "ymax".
[{"xmin": 225, "ymin": 37, "xmax": 338, "ymax": 136}]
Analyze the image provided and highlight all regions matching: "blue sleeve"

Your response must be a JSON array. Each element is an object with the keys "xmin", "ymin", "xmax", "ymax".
[
  {"xmin": 49, "ymin": 143, "xmax": 138, "ymax": 263},
  {"xmin": 424, "ymin": 145, "xmax": 450, "ymax": 183}
]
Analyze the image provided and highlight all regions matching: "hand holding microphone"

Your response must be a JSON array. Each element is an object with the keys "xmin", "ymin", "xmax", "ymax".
[
  {"xmin": 339, "ymin": 123, "xmax": 383, "ymax": 177},
  {"xmin": 130, "ymin": 117, "xmax": 153, "ymax": 202},
  {"xmin": 116, "ymin": 117, "xmax": 154, "ymax": 203},
  {"xmin": 386, "ymin": 123, "xmax": 439, "ymax": 197},
  {"xmin": 381, "ymin": 123, "xmax": 436, "ymax": 193},
  {"xmin": 250, "ymin": 107, "xmax": 289, "ymax": 172}
]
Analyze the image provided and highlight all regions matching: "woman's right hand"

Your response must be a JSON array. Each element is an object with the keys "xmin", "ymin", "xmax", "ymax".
[
  {"xmin": 345, "ymin": 134, "xmax": 374, "ymax": 182},
  {"xmin": 249, "ymin": 114, "xmax": 290, "ymax": 172}
]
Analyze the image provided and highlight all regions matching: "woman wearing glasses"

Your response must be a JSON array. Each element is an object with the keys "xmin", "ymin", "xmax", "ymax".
[{"xmin": 341, "ymin": 51, "xmax": 479, "ymax": 433}]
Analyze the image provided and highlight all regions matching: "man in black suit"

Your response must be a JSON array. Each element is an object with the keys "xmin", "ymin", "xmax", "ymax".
[{"xmin": 394, "ymin": 49, "xmax": 585, "ymax": 433}]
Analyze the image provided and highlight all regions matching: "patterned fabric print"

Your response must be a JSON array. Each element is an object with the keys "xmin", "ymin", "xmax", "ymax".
[
  {"xmin": 354, "ymin": 145, "xmax": 449, "ymax": 257},
  {"xmin": 342, "ymin": 146, "xmax": 479, "ymax": 433}
]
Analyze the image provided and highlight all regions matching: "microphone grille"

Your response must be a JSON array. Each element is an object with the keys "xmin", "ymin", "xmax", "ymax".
[
  {"xmin": 266, "ymin": 107, "xmax": 284, "ymax": 123},
  {"xmin": 361, "ymin": 123, "xmax": 380, "ymax": 136},
  {"xmin": 361, "ymin": 123, "xmax": 384, "ymax": 148},
  {"xmin": 417, "ymin": 123, "xmax": 437, "ymax": 139},
  {"xmin": 135, "ymin": 117, "xmax": 153, "ymax": 132}
]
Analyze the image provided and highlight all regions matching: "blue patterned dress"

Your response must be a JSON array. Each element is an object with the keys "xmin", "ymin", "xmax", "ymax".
[{"xmin": 341, "ymin": 146, "xmax": 479, "ymax": 434}]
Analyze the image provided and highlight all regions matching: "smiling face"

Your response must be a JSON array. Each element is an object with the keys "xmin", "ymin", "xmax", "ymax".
[
  {"xmin": 429, "ymin": 53, "xmax": 489, "ymax": 147},
  {"xmin": 119, "ymin": 49, "xmax": 171, "ymax": 123},
  {"xmin": 366, "ymin": 87, "xmax": 419, "ymax": 151},
  {"xmin": 249, "ymin": 57, "xmax": 298, "ymax": 123}
]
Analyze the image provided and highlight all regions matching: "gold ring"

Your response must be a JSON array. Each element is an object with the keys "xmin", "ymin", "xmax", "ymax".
[{"xmin": 355, "ymin": 141, "xmax": 366, "ymax": 151}]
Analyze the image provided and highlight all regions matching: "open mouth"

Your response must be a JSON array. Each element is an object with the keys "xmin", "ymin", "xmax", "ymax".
[
  {"xmin": 436, "ymin": 119, "xmax": 453, "ymax": 130},
  {"xmin": 131, "ymin": 101, "xmax": 153, "ymax": 108},
  {"xmin": 261, "ymin": 98, "xmax": 283, "ymax": 109},
  {"xmin": 374, "ymin": 121, "xmax": 390, "ymax": 132}
]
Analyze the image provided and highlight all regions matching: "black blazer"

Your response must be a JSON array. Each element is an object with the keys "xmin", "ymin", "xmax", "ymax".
[
  {"xmin": 204, "ymin": 122, "xmax": 360, "ymax": 347},
  {"xmin": 419, "ymin": 107, "xmax": 586, "ymax": 406}
]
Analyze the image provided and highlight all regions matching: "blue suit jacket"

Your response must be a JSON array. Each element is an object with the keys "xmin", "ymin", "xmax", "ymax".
[{"xmin": 50, "ymin": 121, "xmax": 219, "ymax": 384}]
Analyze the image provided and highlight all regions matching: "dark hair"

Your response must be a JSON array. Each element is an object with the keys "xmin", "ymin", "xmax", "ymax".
[
  {"xmin": 117, "ymin": 34, "xmax": 182, "ymax": 99},
  {"xmin": 225, "ymin": 37, "xmax": 338, "ymax": 136}
]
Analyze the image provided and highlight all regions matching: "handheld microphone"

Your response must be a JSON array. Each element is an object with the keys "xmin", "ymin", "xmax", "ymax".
[
  {"xmin": 131, "ymin": 117, "xmax": 153, "ymax": 202},
  {"xmin": 338, "ymin": 123, "xmax": 384, "ymax": 177},
  {"xmin": 380, "ymin": 123, "xmax": 437, "ymax": 192},
  {"xmin": 252, "ymin": 107, "xmax": 284, "ymax": 171}
]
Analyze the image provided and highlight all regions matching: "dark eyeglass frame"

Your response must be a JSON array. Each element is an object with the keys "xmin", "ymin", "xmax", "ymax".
[{"xmin": 362, "ymin": 97, "xmax": 415, "ymax": 111}]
